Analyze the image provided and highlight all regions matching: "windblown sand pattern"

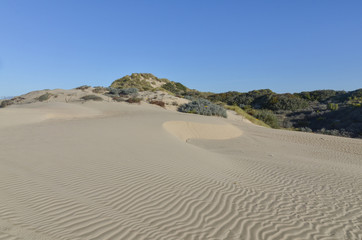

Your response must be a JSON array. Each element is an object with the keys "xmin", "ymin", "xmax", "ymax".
[{"xmin": 0, "ymin": 102, "xmax": 361, "ymax": 240}]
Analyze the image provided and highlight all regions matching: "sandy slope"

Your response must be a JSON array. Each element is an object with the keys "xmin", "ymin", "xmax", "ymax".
[{"xmin": 0, "ymin": 101, "xmax": 361, "ymax": 240}]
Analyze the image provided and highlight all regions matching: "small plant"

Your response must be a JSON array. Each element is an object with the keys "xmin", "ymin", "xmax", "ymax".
[
  {"xmin": 327, "ymin": 103, "xmax": 339, "ymax": 111},
  {"xmin": 126, "ymin": 97, "xmax": 142, "ymax": 104},
  {"xmin": 76, "ymin": 85, "xmax": 91, "ymax": 91},
  {"xmin": 81, "ymin": 95, "xmax": 103, "ymax": 101},
  {"xmin": 36, "ymin": 93, "xmax": 52, "ymax": 102},
  {"xmin": 178, "ymin": 98, "xmax": 227, "ymax": 118},
  {"xmin": 149, "ymin": 100, "xmax": 165, "ymax": 108}
]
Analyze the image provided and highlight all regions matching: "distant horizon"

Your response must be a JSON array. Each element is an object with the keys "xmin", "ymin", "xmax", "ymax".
[{"xmin": 1, "ymin": 1, "xmax": 361, "ymax": 96}]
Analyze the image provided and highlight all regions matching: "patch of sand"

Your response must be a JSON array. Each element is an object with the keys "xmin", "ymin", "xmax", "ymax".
[
  {"xmin": 0, "ymin": 101, "xmax": 361, "ymax": 240},
  {"xmin": 163, "ymin": 120, "xmax": 242, "ymax": 141}
]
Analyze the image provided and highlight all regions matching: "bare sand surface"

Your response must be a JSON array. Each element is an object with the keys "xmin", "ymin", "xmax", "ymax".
[{"xmin": 0, "ymin": 101, "xmax": 361, "ymax": 240}]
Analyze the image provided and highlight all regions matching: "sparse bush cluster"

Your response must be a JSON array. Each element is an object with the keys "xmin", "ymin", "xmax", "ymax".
[
  {"xmin": 110, "ymin": 73, "xmax": 154, "ymax": 91},
  {"xmin": 178, "ymin": 98, "xmax": 227, "ymax": 118},
  {"xmin": 36, "ymin": 93, "xmax": 53, "ymax": 102},
  {"xmin": 119, "ymin": 88, "xmax": 138, "ymax": 95},
  {"xmin": 161, "ymin": 82, "xmax": 188, "ymax": 96},
  {"xmin": 126, "ymin": 97, "xmax": 142, "ymax": 104},
  {"xmin": 316, "ymin": 128, "xmax": 351, "ymax": 137},
  {"xmin": 149, "ymin": 100, "xmax": 166, "ymax": 108},
  {"xmin": 76, "ymin": 85, "xmax": 91, "ymax": 91},
  {"xmin": 0, "ymin": 99, "xmax": 13, "ymax": 108},
  {"xmin": 107, "ymin": 87, "xmax": 138, "ymax": 96},
  {"xmin": 92, "ymin": 86, "xmax": 107, "ymax": 94},
  {"xmin": 81, "ymin": 95, "xmax": 103, "ymax": 101}
]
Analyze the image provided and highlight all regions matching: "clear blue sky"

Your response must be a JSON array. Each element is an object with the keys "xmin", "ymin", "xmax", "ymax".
[{"xmin": 1, "ymin": 0, "xmax": 361, "ymax": 96}]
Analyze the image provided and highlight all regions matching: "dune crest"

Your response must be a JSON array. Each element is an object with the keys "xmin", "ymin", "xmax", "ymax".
[
  {"xmin": 163, "ymin": 120, "xmax": 242, "ymax": 141},
  {"xmin": 0, "ymin": 102, "xmax": 103, "ymax": 128}
]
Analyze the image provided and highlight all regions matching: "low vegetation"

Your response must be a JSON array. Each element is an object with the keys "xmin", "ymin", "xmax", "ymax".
[
  {"xmin": 36, "ymin": 92, "xmax": 53, "ymax": 102},
  {"xmin": 81, "ymin": 95, "xmax": 103, "ymax": 101},
  {"xmin": 110, "ymin": 73, "xmax": 156, "ymax": 91},
  {"xmin": 149, "ymin": 100, "xmax": 166, "ymax": 108},
  {"xmin": 178, "ymin": 98, "xmax": 227, "ymax": 118},
  {"xmin": 225, "ymin": 105, "xmax": 271, "ymax": 128},
  {"xmin": 208, "ymin": 88, "xmax": 362, "ymax": 138},
  {"xmin": 126, "ymin": 97, "xmax": 142, "ymax": 104},
  {"xmin": 0, "ymin": 99, "xmax": 13, "ymax": 108},
  {"xmin": 92, "ymin": 86, "xmax": 107, "ymax": 94},
  {"xmin": 76, "ymin": 85, "xmax": 91, "ymax": 91}
]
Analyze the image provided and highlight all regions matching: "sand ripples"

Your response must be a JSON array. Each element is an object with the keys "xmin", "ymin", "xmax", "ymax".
[{"xmin": 1, "ymin": 107, "xmax": 362, "ymax": 239}]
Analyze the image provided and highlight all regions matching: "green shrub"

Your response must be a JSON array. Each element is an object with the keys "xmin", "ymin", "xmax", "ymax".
[
  {"xmin": 36, "ymin": 93, "xmax": 52, "ymax": 102},
  {"xmin": 110, "ymin": 73, "xmax": 154, "ymax": 91},
  {"xmin": 264, "ymin": 94, "xmax": 309, "ymax": 111},
  {"xmin": 120, "ymin": 88, "xmax": 138, "ymax": 95},
  {"xmin": 327, "ymin": 103, "xmax": 339, "ymax": 111},
  {"xmin": 161, "ymin": 82, "xmax": 188, "ymax": 96},
  {"xmin": 225, "ymin": 105, "xmax": 271, "ymax": 128},
  {"xmin": 178, "ymin": 98, "xmax": 227, "ymax": 118},
  {"xmin": 255, "ymin": 110, "xmax": 280, "ymax": 128},
  {"xmin": 81, "ymin": 95, "xmax": 103, "ymax": 101}
]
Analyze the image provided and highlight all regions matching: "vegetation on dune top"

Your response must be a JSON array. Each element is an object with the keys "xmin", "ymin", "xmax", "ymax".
[
  {"xmin": 2, "ymin": 72, "xmax": 360, "ymax": 139},
  {"xmin": 110, "ymin": 73, "xmax": 211, "ymax": 99},
  {"xmin": 80, "ymin": 95, "xmax": 103, "ymax": 101},
  {"xmin": 108, "ymin": 73, "xmax": 361, "ymax": 138}
]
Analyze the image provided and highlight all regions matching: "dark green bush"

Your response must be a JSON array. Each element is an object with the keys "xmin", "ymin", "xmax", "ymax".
[
  {"xmin": 81, "ymin": 95, "xmax": 103, "ymax": 101},
  {"xmin": 178, "ymin": 98, "xmax": 227, "ymax": 118}
]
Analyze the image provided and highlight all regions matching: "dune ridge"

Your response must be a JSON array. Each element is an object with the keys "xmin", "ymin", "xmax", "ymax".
[{"xmin": 0, "ymin": 102, "xmax": 361, "ymax": 239}]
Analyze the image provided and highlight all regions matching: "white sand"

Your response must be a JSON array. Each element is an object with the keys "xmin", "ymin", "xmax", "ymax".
[{"xmin": 0, "ymin": 101, "xmax": 361, "ymax": 240}]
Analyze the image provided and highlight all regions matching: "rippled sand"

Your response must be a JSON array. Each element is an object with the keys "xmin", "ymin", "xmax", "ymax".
[{"xmin": 0, "ymin": 102, "xmax": 361, "ymax": 240}]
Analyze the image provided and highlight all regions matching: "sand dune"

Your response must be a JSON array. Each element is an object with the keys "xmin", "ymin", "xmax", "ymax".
[
  {"xmin": 163, "ymin": 121, "xmax": 242, "ymax": 141},
  {"xmin": 0, "ymin": 101, "xmax": 361, "ymax": 240}
]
